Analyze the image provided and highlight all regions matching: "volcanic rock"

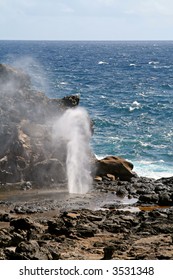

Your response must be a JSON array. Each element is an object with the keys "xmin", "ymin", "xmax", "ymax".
[
  {"xmin": 0, "ymin": 64, "xmax": 79, "ymax": 185},
  {"xmin": 95, "ymin": 156, "xmax": 134, "ymax": 181},
  {"xmin": 10, "ymin": 217, "xmax": 37, "ymax": 231}
]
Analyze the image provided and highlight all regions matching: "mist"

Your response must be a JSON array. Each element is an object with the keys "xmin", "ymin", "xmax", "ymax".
[{"xmin": 12, "ymin": 56, "xmax": 50, "ymax": 94}]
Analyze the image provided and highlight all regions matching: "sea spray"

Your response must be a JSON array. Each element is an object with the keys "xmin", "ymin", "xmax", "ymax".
[{"xmin": 53, "ymin": 107, "xmax": 92, "ymax": 194}]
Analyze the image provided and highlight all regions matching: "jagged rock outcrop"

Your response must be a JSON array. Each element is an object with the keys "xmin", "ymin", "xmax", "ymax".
[{"xmin": 0, "ymin": 63, "xmax": 79, "ymax": 185}]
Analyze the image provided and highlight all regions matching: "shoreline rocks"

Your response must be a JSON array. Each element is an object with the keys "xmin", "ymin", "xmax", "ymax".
[{"xmin": 0, "ymin": 207, "xmax": 173, "ymax": 260}]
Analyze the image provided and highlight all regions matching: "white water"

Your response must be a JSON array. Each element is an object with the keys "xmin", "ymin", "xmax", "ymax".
[
  {"xmin": 53, "ymin": 107, "xmax": 92, "ymax": 194},
  {"xmin": 133, "ymin": 160, "xmax": 173, "ymax": 179}
]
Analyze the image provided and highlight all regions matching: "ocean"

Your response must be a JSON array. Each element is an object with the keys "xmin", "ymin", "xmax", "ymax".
[{"xmin": 0, "ymin": 40, "xmax": 173, "ymax": 179}]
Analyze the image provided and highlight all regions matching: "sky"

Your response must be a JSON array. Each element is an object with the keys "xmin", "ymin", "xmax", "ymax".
[{"xmin": 0, "ymin": 0, "xmax": 173, "ymax": 40}]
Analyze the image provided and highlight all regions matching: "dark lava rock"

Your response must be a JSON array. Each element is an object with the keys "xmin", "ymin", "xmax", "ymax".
[
  {"xmin": 158, "ymin": 192, "xmax": 172, "ymax": 206},
  {"xmin": 8, "ymin": 240, "xmax": 60, "ymax": 260},
  {"xmin": 102, "ymin": 246, "xmax": 114, "ymax": 260},
  {"xmin": 48, "ymin": 219, "xmax": 70, "ymax": 236},
  {"xmin": 156, "ymin": 176, "xmax": 173, "ymax": 187},
  {"xmin": 75, "ymin": 225, "xmax": 97, "ymax": 238},
  {"xmin": 0, "ymin": 207, "xmax": 173, "ymax": 259},
  {"xmin": 138, "ymin": 193, "xmax": 159, "ymax": 204},
  {"xmin": 10, "ymin": 218, "xmax": 37, "ymax": 231},
  {"xmin": 0, "ymin": 229, "xmax": 12, "ymax": 247},
  {"xmin": 0, "ymin": 64, "xmax": 80, "ymax": 186},
  {"xmin": 0, "ymin": 213, "xmax": 11, "ymax": 222}
]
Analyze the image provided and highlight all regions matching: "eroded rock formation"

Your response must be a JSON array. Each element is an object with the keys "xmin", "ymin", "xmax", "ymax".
[
  {"xmin": 0, "ymin": 64, "xmax": 79, "ymax": 186},
  {"xmin": 95, "ymin": 156, "xmax": 134, "ymax": 181}
]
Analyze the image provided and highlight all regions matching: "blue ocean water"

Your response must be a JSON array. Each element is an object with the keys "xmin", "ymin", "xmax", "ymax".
[{"xmin": 0, "ymin": 40, "xmax": 173, "ymax": 179}]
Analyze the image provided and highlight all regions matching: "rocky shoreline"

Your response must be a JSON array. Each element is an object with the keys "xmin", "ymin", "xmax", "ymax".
[
  {"xmin": 0, "ymin": 206, "xmax": 173, "ymax": 260},
  {"xmin": 0, "ymin": 175, "xmax": 173, "ymax": 260},
  {"xmin": 0, "ymin": 63, "xmax": 173, "ymax": 260}
]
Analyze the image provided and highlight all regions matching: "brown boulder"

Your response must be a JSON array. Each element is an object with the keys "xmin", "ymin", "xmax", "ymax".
[{"xmin": 95, "ymin": 156, "xmax": 134, "ymax": 181}]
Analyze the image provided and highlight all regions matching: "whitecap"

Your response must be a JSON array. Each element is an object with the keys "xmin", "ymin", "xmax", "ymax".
[
  {"xmin": 139, "ymin": 141, "xmax": 150, "ymax": 147},
  {"xmin": 138, "ymin": 160, "xmax": 155, "ymax": 165},
  {"xmin": 139, "ymin": 142, "xmax": 166, "ymax": 149},
  {"xmin": 98, "ymin": 61, "xmax": 108, "ymax": 65},
  {"xmin": 129, "ymin": 101, "xmax": 141, "ymax": 111},
  {"xmin": 148, "ymin": 61, "xmax": 159, "ymax": 65},
  {"xmin": 167, "ymin": 131, "xmax": 173, "ymax": 137},
  {"xmin": 153, "ymin": 65, "xmax": 171, "ymax": 69},
  {"xmin": 60, "ymin": 82, "xmax": 68, "ymax": 85},
  {"xmin": 129, "ymin": 63, "xmax": 136, "ymax": 66},
  {"xmin": 138, "ymin": 92, "xmax": 146, "ymax": 97},
  {"xmin": 153, "ymin": 65, "xmax": 162, "ymax": 69},
  {"xmin": 129, "ymin": 106, "xmax": 135, "ymax": 112},
  {"xmin": 133, "ymin": 101, "xmax": 140, "ymax": 106}
]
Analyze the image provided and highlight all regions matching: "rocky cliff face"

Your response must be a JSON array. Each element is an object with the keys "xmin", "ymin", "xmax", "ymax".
[{"xmin": 0, "ymin": 64, "xmax": 80, "ymax": 186}]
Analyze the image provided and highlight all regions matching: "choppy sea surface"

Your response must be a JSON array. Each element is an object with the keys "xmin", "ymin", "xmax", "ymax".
[{"xmin": 0, "ymin": 40, "xmax": 173, "ymax": 179}]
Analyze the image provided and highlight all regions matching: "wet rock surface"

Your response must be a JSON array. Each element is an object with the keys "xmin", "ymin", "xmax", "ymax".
[
  {"xmin": 0, "ymin": 205, "xmax": 173, "ymax": 260},
  {"xmin": 0, "ymin": 175, "xmax": 173, "ymax": 260}
]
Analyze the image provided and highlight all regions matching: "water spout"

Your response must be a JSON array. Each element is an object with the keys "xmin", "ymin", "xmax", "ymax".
[{"xmin": 53, "ymin": 107, "xmax": 92, "ymax": 194}]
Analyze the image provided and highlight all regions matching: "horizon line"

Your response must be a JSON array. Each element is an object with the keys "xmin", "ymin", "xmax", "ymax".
[{"xmin": 0, "ymin": 39, "xmax": 173, "ymax": 42}]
